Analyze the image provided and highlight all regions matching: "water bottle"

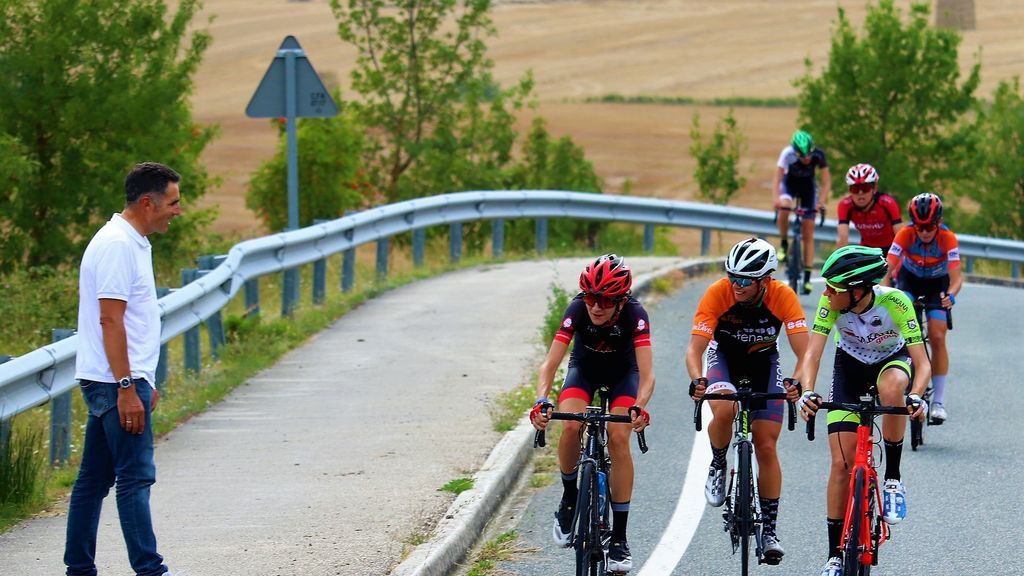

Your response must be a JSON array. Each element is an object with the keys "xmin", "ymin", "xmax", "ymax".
[{"xmin": 597, "ymin": 470, "xmax": 608, "ymax": 517}]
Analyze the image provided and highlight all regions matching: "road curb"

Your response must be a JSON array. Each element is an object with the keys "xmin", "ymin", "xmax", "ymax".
[{"xmin": 388, "ymin": 257, "xmax": 719, "ymax": 576}]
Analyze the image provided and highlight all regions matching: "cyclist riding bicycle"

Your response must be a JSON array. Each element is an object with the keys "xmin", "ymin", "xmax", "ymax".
[
  {"xmin": 796, "ymin": 245, "xmax": 930, "ymax": 576},
  {"xmin": 836, "ymin": 163, "xmax": 903, "ymax": 253},
  {"xmin": 883, "ymin": 192, "xmax": 962, "ymax": 423},
  {"xmin": 687, "ymin": 238, "xmax": 808, "ymax": 563},
  {"xmin": 530, "ymin": 254, "xmax": 654, "ymax": 574},
  {"xmin": 773, "ymin": 129, "xmax": 831, "ymax": 293}
]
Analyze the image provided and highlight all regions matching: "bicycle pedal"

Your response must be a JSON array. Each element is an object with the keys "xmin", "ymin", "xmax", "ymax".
[{"xmin": 760, "ymin": 556, "xmax": 782, "ymax": 566}]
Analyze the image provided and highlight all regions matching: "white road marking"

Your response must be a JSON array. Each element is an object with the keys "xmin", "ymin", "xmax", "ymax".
[{"xmin": 635, "ymin": 401, "xmax": 712, "ymax": 576}]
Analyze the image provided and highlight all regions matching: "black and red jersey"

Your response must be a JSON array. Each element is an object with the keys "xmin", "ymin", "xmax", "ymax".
[
  {"xmin": 837, "ymin": 192, "xmax": 903, "ymax": 249},
  {"xmin": 555, "ymin": 294, "xmax": 651, "ymax": 379}
]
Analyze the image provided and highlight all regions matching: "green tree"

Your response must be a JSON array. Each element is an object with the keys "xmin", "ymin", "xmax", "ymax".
[
  {"xmin": 247, "ymin": 105, "xmax": 368, "ymax": 231},
  {"xmin": 0, "ymin": 0, "xmax": 216, "ymax": 272},
  {"xmin": 954, "ymin": 78, "xmax": 1024, "ymax": 239},
  {"xmin": 795, "ymin": 0, "xmax": 980, "ymax": 204},
  {"xmin": 331, "ymin": 0, "xmax": 508, "ymax": 203},
  {"xmin": 689, "ymin": 110, "xmax": 747, "ymax": 206}
]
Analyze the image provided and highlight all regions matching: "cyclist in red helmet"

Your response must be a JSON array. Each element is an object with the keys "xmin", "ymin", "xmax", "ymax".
[
  {"xmin": 836, "ymin": 163, "xmax": 903, "ymax": 251},
  {"xmin": 883, "ymin": 193, "xmax": 961, "ymax": 423},
  {"xmin": 530, "ymin": 254, "xmax": 654, "ymax": 573}
]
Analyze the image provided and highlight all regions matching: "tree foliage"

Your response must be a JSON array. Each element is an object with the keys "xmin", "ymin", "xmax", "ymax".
[
  {"xmin": 954, "ymin": 79, "xmax": 1024, "ymax": 239},
  {"xmin": 689, "ymin": 110, "xmax": 747, "ymax": 206},
  {"xmin": 795, "ymin": 0, "xmax": 980, "ymax": 205},
  {"xmin": 0, "ymin": 0, "xmax": 216, "ymax": 272},
  {"xmin": 247, "ymin": 104, "xmax": 368, "ymax": 231}
]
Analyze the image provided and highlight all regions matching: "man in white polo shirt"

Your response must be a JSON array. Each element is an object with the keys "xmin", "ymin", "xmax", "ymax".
[{"xmin": 65, "ymin": 162, "xmax": 181, "ymax": 576}]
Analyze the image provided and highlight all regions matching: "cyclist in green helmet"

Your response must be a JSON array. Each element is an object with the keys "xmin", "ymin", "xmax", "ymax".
[
  {"xmin": 794, "ymin": 245, "xmax": 930, "ymax": 576},
  {"xmin": 773, "ymin": 129, "xmax": 831, "ymax": 293}
]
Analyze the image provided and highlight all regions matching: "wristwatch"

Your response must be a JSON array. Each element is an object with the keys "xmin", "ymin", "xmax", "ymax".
[{"xmin": 118, "ymin": 377, "xmax": 134, "ymax": 389}]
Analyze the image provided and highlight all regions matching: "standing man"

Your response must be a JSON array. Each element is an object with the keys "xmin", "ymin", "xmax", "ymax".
[
  {"xmin": 773, "ymin": 129, "xmax": 831, "ymax": 294},
  {"xmin": 66, "ymin": 162, "xmax": 181, "ymax": 576}
]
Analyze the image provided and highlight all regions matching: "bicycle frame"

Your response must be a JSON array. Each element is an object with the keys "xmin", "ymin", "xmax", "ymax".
[
  {"xmin": 535, "ymin": 397, "xmax": 648, "ymax": 576},
  {"xmin": 692, "ymin": 380, "xmax": 797, "ymax": 575},
  {"xmin": 807, "ymin": 392, "xmax": 910, "ymax": 575}
]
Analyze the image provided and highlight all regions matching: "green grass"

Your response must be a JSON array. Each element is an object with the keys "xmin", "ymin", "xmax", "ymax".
[
  {"xmin": 466, "ymin": 530, "xmax": 523, "ymax": 576},
  {"xmin": 439, "ymin": 477, "xmax": 474, "ymax": 495},
  {"xmin": 586, "ymin": 93, "xmax": 799, "ymax": 108}
]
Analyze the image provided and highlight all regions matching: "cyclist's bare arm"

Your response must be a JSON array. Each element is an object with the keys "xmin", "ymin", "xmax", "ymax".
[
  {"xmin": 818, "ymin": 166, "xmax": 832, "ymax": 207},
  {"xmin": 943, "ymin": 266, "xmax": 964, "ymax": 307},
  {"xmin": 685, "ymin": 334, "xmax": 712, "ymax": 398},
  {"xmin": 797, "ymin": 331, "xmax": 829, "ymax": 418},
  {"xmin": 772, "ymin": 167, "xmax": 785, "ymax": 207},
  {"xmin": 536, "ymin": 339, "xmax": 569, "ymax": 403},
  {"xmin": 786, "ymin": 329, "xmax": 810, "ymax": 382},
  {"xmin": 836, "ymin": 223, "xmax": 850, "ymax": 248},
  {"xmin": 633, "ymin": 346, "xmax": 655, "ymax": 431},
  {"xmin": 906, "ymin": 343, "xmax": 931, "ymax": 416}
]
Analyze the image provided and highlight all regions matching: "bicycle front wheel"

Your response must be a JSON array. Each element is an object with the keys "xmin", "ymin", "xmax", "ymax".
[
  {"xmin": 787, "ymin": 235, "xmax": 803, "ymax": 294},
  {"xmin": 574, "ymin": 465, "xmax": 604, "ymax": 576},
  {"xmin": 844, "ymin": 468, "xmax": 866, "ymax": 576},
  {"xmin": 737, "ymin": 441, "xmax": 754, "ymax": 576}
]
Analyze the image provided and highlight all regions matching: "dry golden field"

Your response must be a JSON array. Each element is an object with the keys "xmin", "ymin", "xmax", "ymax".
[{"xmin": 189, "ymin": 0, "xmax": 1024, "ymax": 235}]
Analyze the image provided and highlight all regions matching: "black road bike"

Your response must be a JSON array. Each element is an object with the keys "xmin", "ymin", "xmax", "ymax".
[
  {"xmin": 689, "ymin": 378, "xmax": 799, "ymax": 576},
  {"xmin": 535, "ymin": 393, "xmax": 649, "ymax": 576},
  {"xmin": 777, "ymin": 206, "xmax": 825, "ymax": 295},
  {"xmin": 909, "ymin": 295, "xmax": 953, "ymax": 450}
]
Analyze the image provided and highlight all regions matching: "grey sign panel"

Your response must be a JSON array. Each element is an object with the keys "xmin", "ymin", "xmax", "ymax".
[{"xmin": 246, "ymin": 35, "xmax": 338, "ymax": 118}]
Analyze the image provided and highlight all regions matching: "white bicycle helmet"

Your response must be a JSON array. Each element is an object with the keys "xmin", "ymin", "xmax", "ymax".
[
  {"xmin": 845, "ymin": 163, "xmax": 879, "ymax": 186},
  {"xmin": 726, "ymin": 237, "xmax": 778, "ymax": 278}
]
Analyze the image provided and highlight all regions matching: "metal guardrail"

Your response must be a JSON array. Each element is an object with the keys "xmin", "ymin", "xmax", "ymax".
[{"xmin": 3, "ymin": 190, "xmax": 1023, "ymax": 428}]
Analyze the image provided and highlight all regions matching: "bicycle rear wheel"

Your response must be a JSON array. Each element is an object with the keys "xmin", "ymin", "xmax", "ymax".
[
  {"xmin": 844, "ymin": 468, "xmax": 866, "ymax": 576},
  {"xmin": 737, "ymin": 442, "xmax": 754, "ymax": 576}
]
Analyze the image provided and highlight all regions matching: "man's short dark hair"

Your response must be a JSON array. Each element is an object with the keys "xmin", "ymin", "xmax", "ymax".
[{"xmin": 125, "ymin": 162, "xmax": 181, "ymax": 204}]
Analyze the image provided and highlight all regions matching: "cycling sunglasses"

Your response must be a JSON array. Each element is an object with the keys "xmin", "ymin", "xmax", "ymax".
[
  {"xmin": 849, "ymin": 183, "xmax": 875, "ymax": 195},
  {"xmin": 727, "ymin": 274, "xmax": 758, "ymax": 288},
  {"xmin": 583, "ymin": 292, "xmax": 623, "ymax": 309},
  {"xmin": 824, "ymin": 279, "xmax": 849, "ymax": 293},
  {"xmin": 917, "ymin": 223, "xmax": 938, "ymax": 233}
]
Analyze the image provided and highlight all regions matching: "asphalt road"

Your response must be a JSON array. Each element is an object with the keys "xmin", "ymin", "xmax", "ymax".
[{"xmin": 498, "ymin": 277, "xmax": 1024, "ymax": 576}]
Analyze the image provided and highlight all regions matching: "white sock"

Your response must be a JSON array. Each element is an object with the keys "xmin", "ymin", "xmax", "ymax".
[{"xmin": 932, "ymin": 374, "xmax": 947, "ymax": 405}]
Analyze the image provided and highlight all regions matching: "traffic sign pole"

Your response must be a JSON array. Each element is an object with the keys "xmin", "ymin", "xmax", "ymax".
[{"xmin": 283, "ymin": 48, "xmax": 300, "ymax": 316}]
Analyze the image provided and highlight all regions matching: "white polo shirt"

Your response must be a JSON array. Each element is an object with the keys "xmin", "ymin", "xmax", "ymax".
[{"xmin": 75, "ymin": 213, "xmax": 161, "ymax": 386}]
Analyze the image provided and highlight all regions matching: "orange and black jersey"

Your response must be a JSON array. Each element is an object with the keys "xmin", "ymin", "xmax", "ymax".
[
  {"xmin": 691, "ymin": 279, "xmax": 808, "ymax": 355},
  {"xmin": 555, "ymin": 294, "xmax": 651, "ymax": 378}
]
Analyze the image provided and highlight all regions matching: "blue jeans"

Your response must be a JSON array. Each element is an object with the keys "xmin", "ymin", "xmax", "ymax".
[{"xmin": 64, "ymin": 380, "xmax": 167, "ymax": 576}]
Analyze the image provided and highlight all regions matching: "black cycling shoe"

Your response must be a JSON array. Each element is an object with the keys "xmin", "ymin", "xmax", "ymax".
[
  {"xmin": 552, "ymin": 499, "xmax": 573, "ymax": 547},
  {"xmin": 608, "ymin": 539, "xmax": 633, "ymax": 573}
]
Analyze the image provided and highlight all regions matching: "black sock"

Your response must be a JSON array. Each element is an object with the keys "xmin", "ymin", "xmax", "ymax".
[
  {"xmin": 804, "ymin": 269, "xmax": 811, "ymax": 284},
  {"xmin": 884, "ymin": 440, "xmax": 903, "ymax": 481},
  {"xmin": 760, "ymin": 497, "xmax": 780, "ymax": 535},
  {"xmin": 782, "ymin": 239, "xmax": 789, "ymax": 250},
  {"xmin": 827, "ymin": 517, "xmax": 844, "ymax": 559},
  {"xmin": 561, "ymin": 470, "xmax": 578, "ymax": 505},
  {"xmin": 711, "ymin": 445, "xmax": 728, "ymax": 469},
  {"xmin": 611, "ymin": 502, "xmax": 630, "ymax": 542}
]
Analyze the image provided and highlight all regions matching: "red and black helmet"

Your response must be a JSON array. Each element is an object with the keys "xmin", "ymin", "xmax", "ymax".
[
  {"xmin": 579, "ymin": 254, "xmax": 632, "ymax": 298},
  {"xmin": 909, "ymin": 192, "xmax": 943, "ymax": 226}
]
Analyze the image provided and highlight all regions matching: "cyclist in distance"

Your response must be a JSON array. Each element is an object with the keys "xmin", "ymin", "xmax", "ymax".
[
  {"xmin": 883, "ymin": 192, "xmax": 962, "ymax": 423},
  {"xmin": 796, "ymin": 245, "xmax": 930, "ymax": 576},
  {"xmin": 836, "ymin": 163, "xmax": 903, "ymax": 253},
  {"xmin": 530, "ymin": 254, "xmax": 654, "ymax": 574},
  {"xmin": 773, "ymin": 129, "xmax": 831, "ymax": 293},
  {"xmin": 687, "ymin": 237, "xmax": 808, "ymax": 563}
]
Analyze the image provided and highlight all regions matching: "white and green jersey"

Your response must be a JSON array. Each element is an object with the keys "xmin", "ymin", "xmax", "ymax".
[{"xmin": 811, "ymin": 285, "xmax": 924, "ymax": 364}]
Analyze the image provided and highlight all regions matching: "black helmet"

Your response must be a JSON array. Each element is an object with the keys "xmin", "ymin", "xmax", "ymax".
[{"xmin": 821, "ymin": 245, "xmax": 887, "ymax": 288}]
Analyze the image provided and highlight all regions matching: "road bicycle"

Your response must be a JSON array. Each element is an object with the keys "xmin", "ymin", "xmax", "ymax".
[
  {"xmin": 535, "ymin": 393, "xmax": 649, "ymax": 576},
  {"xmin": 909, "ymin": 295, "xmax": 953, "ymax": 451},
  {"xmin": 777, "ymin": 205, "xmax": 825, "ymax": 295},
  {"xmin": 805, "ymin": 388, "xmax": 918, "ymax": 576},
  {"xmin": 689, "ymin": 378, "xmax": 799, "ymax": 576}
]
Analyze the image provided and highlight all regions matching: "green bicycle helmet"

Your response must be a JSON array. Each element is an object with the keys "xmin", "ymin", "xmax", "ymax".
[
  {"xmin": 821, "ymin": 245, "xmax": 887, "ymax": 288},
  {"xmin": 791, "ymin": 130, "xmax": 814, "ymax": 156}
]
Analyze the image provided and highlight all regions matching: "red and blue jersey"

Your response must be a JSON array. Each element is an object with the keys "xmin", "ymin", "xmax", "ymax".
[{"xmin": 886, "ymin": 224, "xmax": 960, "ymax": 279}]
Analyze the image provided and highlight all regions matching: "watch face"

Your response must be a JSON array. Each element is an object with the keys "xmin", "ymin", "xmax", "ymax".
[{"xmin": 119, "ymin": 378, "xmax": 133, "ymax": 388}]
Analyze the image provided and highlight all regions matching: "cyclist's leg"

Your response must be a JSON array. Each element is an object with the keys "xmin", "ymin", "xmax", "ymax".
[
  {"xmin": 552, "ymin": 369, "xmax": 592, "ymax": 545},
  {"xmin": 777, "ymin": 181, "xmax": 795, "ymax": 253},
  {"xmin": 703, "ymin": 347, "xmax": 735, "ymax": 507},
  {"xmin": 751, "ymin": 353, "xmax": 785, "ymax": 500},
  {"xmin": 877, "ymin": 352, "xmax": 913, "ymax": 524},
  {"xmin": 825, "ymin": 349, "xmax": 866, "ymax": 560},
  {"xmin": 607, "ymin": 374, "xmax": 639, "ymax": 571}
]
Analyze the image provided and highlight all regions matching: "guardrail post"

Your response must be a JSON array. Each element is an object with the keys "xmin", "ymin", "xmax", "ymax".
[
  {"xmin": 449, "ymin": 223, "xmax": 462, "ymax": 264},
  {"xmin": 643, "ymin": 224, "xmax": 655, "ymax": 253},
  {"xmin": 50, "ymin": 328, "xmax": 75, "ymax": 467},
  {"xmin": 156, "ymin": 288, "xmax": 170, "ymax": 390},
  {"xmin": 964, "ymin": 255, "xmax": 974, "ymax": 274},
  {"xmin": 535, "ymin": 219, "xmax": 548, "ymax": 255},
  {"xmin": 342, "ymin": 248, "xmax": 355, "ymax": 292},
  {"xmin": 312, "ymin": 219, "xmax": 327, "ymax": 304},
  {"xmin": 492, "ymin": 219, "xmax": 504, "ymax": 258},
  {"xmin": 376, "ymin": 238, "xmax": 389, "ymax": 280},
  {"xmin": 181, "ymin": 268, "xmax": 201, "ymax": 374},
  {"xmin": 281, "ymin": 267, "xmax": 299, "ymax": 317},
  {"xmin": 412, "ymin": 228, "xmax": 425, "ymax": 267},
  {"xmin": 1013, "ymin": 262, "xmax": 1020, "ymax": 279},
  {"xmin": 196, "ymin": 256, "xmax": 226, "ymax": 360},
  {"xmin": 701, "ymin": 229, "xmax": 711, "ymax": 256},
  {"xmin": 244, "ymin": 279, "xmax": 260, "ymax": 318},
  {"xmin": 1, "ymin": 355, "xmax": 12, "ymax": 455}
]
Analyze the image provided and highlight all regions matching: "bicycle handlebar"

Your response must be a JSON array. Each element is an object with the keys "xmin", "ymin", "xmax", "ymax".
[
  {"xmin": 805, "ymin": 398, "xmax": 916, "ymax": 441},
  {"xmin": 533, "ymin": 407, "xmax": 649, "ymax": 454},
  {"xmin": 690, "ymin": 379, "xmax": 801, "ymax": 433},
  {"xmin": 776, "ymin": 205, "xmax": 826, "ymax": 226}
]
